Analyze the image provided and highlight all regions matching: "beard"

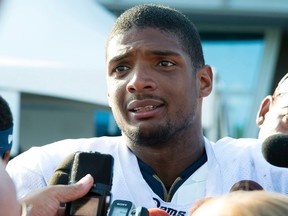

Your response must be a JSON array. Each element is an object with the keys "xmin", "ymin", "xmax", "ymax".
[{"xmin": 119, "ymin": 110, "xmax": 195, "ymax": 147}]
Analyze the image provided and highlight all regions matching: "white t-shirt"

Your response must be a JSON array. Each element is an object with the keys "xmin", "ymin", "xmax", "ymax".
[{"xmin": 6, "ymin": 136, "xmax": 288, "ymax": 216}]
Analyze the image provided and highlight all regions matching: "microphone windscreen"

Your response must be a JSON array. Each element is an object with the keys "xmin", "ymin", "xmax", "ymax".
[
  {"xmin": 230, "ymin": 180, "xmax": 263, "ymax": 192},
  {"xmin": 70, "ymin": 151, "xmax": 114, "ymax": 186},
  {"xmin": 49, "ymin": 153, "xmax": 75, "ymax": 185},
  {"xmin": 148, "ymin": 208, "xmax": 169, "ymax": 216},
  {"xmin": 262, "ymin": 133, "xmax": 288, "ymax": 168}
]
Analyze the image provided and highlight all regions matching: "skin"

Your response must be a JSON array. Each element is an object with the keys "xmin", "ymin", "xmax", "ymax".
[
  {"xmin": 0, "ymin": 158, "xmax": 94, "ymax": 216},
  {"xmin": 106, "ymin": 27, "xmax": 213, "ymax": 186},
  {"xmin": 256, "ymin": 78, "xmax": 288, "ymax": 140},
  {"xmin": 21, "ymin": 174, "xmax": 94, "ymax": 216},
  {"xmin": 0, "ymin": 160, "xmax": 21, "ymax": 216}
]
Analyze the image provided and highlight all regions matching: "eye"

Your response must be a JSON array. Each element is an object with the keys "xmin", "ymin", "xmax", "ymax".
[
  {"xmin": 158, "ymin": 60, "xmax": 175, "ymax": 67},
  {"xmin": 112, "ymin": 65, "xmax": 130, "ymax": 74}
]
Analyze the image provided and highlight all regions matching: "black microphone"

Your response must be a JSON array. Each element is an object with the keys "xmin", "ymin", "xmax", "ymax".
[
  {"xmin": 49, "ymin": 153, "xmax": 75, "ymax": 185},
  {"xmin": 66, "ymin": 151, "xmax": 114, "ymax": 216},
  {"xmin": 49, "ymin": 151, "xmax": 114, "ymax": 216},
  {"xmin": 262, "ymin": 134, "xmax": 288, "ymax": 168}
]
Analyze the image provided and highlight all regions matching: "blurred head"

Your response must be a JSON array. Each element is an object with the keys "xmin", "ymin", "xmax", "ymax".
[
  {"xmin": 0, "ymin": 96, "xmax": 13, "ymax": 164},
  {"xmin": 191, "ymin": 191, "xmax": 288, "ymax": 216},
  {"xmin": 257, "ymin": 74, "xmax": 288, "ymax": 140},
  {"xmin": 106, "ymin": 4, "xmax": 212, "ymax": 146},
  {"xmin": 229, "ymin": 180, "xmax": 263, "ymax": 192}
]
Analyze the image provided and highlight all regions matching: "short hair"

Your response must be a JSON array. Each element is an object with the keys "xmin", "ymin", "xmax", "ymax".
[
  {"xmin": 0, "ymin": 96, "xmax": 13, "ymax": 130},
  {"xmin": 107, "ymin": 4, "xmax": 205, "ymax": 71}
]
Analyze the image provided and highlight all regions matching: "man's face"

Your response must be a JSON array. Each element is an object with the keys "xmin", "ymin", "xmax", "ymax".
[
  {"xmin": 258, "ymin": 79, "xmax": 288, "ymax": 140},
  {"xmin": 106, "ymin": 27, "xmax": 207, "ymax": 146}
]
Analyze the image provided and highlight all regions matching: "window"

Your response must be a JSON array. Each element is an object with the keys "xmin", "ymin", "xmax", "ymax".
[{"xmin": 201, "ymin": 33, "xmax": 264, "ymax": 139}]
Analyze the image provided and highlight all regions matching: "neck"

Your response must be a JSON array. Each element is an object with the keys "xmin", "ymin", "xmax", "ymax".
[{"xmin": 126, "ymin": 132, "xmax": 205, "ymax": 186}]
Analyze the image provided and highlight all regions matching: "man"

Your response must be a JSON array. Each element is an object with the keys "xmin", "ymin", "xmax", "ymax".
[
  {"xmin": 256, "ymin": 73, "xmax": 288, "ymax": 140},
  {"xmin": 0, "ymin": 95, "xmax": 13, "ymax": 164},
  {"xmin": 7, "ymin": 4, "xmax": 288, "ymax": 216}
]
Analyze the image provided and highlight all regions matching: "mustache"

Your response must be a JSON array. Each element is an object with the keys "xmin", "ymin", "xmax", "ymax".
[{"xmin": 125, "ymin": 94, "xmax": 166, "ymax": 106}]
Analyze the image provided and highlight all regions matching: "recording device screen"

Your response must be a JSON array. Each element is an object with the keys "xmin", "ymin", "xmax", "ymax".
[
  {"xmin": 69, "ymin": 196, "xmax": 99, "ymax": 215},
  {"xmin": 109, "ymin": 205, "xmax": 130, "ymax": 216},
  {"xmin": 108, "ymin": 200, "xmax": 134, "ymax": 216}
]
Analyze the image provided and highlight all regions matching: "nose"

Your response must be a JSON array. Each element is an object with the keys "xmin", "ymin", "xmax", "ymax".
[{"xmin": 126, "ymin": 64, "xmax": 157, "ymax": 93}]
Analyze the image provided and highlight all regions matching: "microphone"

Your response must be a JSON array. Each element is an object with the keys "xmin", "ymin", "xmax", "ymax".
[
  {"xmin": 262, "ymin": 133, "xmax": 288, "ymax": 168},
  {"xmin": 49, "ymin": 151, "xmax": 114, "ymax": 216},
  {"xmin": 49, "ymin": 153, "xmax": 75, "ymax": 185},
  {"xmin": 229, "ymin": 180, "xmax": 263, "ymax": 192},
  {"xmin": 66, "ymin": 151, "xmax": 114, "ymax": 216}
]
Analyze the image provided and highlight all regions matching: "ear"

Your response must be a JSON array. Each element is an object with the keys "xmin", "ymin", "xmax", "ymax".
[
  {"xmin": 256, "ymin": 96, "xmax": 273, "ymax": 127},
  {"xmin": 197, "ymin": 65, "xmax": 213, "ymax": 98},
  {"xmin": 2, "ymin": 151, "xmax": 10, "ymax": 164}
]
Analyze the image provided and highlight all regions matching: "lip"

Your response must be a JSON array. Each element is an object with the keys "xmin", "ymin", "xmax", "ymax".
[{"xmin": 127, "ymin": 99, "xmax": 164, "ymax": 119}]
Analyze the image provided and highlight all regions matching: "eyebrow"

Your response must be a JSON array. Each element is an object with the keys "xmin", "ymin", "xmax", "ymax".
[
  {"xmin": 150, "ymin": 50, "xmax": 181, "ymax": 57},
  {"xmin": 109, "ymin": 53, "xmax": 130, "ymax": 64},
  {"xmin": 109, "ymin": 49, "xmax": 182, "ymax": 64}
]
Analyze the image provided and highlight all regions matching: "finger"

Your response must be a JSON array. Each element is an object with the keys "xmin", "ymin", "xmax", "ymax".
[{"xmin": 55, "ymin": 174, "xmax": 94, "ymax": 203}]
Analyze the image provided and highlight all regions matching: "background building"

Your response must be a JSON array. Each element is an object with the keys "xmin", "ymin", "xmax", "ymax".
[{"xmin": 0, "ymin": 0, "xmax": 287, "ymax": 156}]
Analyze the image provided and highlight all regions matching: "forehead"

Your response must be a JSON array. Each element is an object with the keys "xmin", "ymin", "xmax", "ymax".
[
  {"xmin": 276, "ymin": 78, "xmax": 288, "ymax": 94},
  {"xmin": 106, "ymin": 27, "xmax": 185, "ymax": 62},
  {"xmin": 274, "ymin": 93, "xmax": 288, "ymax": 109}
]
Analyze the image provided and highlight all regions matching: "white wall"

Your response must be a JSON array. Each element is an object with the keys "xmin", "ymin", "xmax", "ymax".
[{"xmin": 0, "ymin": 0, "xmax": 116, "ymax": 105}]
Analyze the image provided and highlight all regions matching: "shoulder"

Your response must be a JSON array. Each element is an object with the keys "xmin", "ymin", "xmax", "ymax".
[
  {"xmin": 7, "ymin": 136, "xmax": 124, "ymax": 174},
  {"xmin": 40, "ymin": 136, "xmax": 124, "ymax": 153},
  {"xmin": 205, "ymin": 136, "xmax": 262, "ymax": 160},
  {"xmin": 213, "ymin": 136, "xmax": 261, "ymax": 150}
]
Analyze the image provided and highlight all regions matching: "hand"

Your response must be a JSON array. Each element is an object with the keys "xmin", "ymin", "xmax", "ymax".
[
  {"xmin": 20, "ymin": 174, "xmax": 94, "ymax": 216},
  {"xmin": 0, "ymin": 161, "xmax": 21, "ymax": 216}
]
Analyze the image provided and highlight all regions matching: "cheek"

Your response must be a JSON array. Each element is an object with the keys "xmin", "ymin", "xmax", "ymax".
[
  {"xmin": 108, "ymin": 80, "xmax": 126, "ymax": 107},
  {"xmin": 263, "ymin": 113, "xmax": 282, "ymax": 131}
]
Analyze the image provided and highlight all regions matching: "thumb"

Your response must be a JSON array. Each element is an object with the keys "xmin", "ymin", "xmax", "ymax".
[
  {"xmin": 56, "ymin": 174, "xmax": 94, "ymax": 203},
  {"xmin": 20, "ymin": 174, "xmax": 94, "ymax": 216}
]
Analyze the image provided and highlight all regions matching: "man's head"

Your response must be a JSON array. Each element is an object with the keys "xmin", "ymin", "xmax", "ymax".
[
  {"xmin": 106, "ymin": 4, "xmax": 212, "ymax": 147},
  {"xmin": 107, "ymin": 4, "xmax": 205, "ymax": 71},
  {"xmin": 0, "ymin": 96, "xmax": 13, "ymax": 164},
  {"xmin": 256, "ymin": 73, "xmax": 288, "ymax": 140}
]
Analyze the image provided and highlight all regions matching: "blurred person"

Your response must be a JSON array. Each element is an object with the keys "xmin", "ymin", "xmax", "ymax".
[
  {"xmin": 257, "ymin": 73, "xmax": 288, "ymax": 140},
  {"xmin": 0, "ymin": 160, "xmax": 20, "ymax": 216},
  {"xmin": 6, "ymin": 4, "xmax": 288, "ymax": 216},
  {"xmin": 0, "ymin": 95, "xmax": 13, "ymax": 164},
  {"xmin": 190, "ymin": 190, "xmax": 288, "ymax": 216}
]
